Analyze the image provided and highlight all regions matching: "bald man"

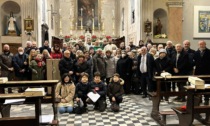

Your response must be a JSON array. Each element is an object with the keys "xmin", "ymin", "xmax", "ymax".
[
  {"xmin": 183, "ymin": 40, "xmax": 195, "ymax": 75},
  {"xmin": 59, "ymin": 50, "xmax": 74, "ymax": 77}
]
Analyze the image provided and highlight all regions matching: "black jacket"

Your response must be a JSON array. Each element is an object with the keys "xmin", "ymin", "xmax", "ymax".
[
  {"xmin": 155, "ymin": 56, "xmax": 173, "ymax": 75},
  {"xmin": 75, "ymin": 82, "xmax": 90, "ymax": 98},
  {"xmin": 171, "ymin": 50, "xmax": 190, "ymax": 75},
  {"xmin": 89, "ymin": 81, "xmax": 107, "ymax": 98},
  {"xmin": 194, "ymin": 48, "xmax": 210, "ymax": 75},
  {"xmin": 59, "ymin": 57, "xmax": 74, "ymax": 76},
  {"xmin": 137, "ymin": 53, "xmax": 155, "ymax": 78},
  {"xmin": 107, "ymin": 81, "xmax": 124, "ymax": 98}
]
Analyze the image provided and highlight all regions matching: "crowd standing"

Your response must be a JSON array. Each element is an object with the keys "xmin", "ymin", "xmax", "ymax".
[{"xmin": 1, "ymin": 38, "xmax": 210, "ymax": 114}]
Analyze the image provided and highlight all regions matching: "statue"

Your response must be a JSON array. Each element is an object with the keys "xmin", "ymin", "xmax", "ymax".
[
  {"xmin": 155, "ymin": 18, "xmax": 162, "ymax": 35},
  {"xmin": 85, "ymin": 28, "xmax": 92, "ymax": 43},
  {"xmin": 6, "ymin": 12, "xmax": 21, "ymax": 36}
]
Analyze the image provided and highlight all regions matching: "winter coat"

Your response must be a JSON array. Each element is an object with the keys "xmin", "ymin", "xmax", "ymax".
[
  {"xmin": 93, "ymin": 54, "xmax": 106, "ymax": 78},
  {"xmin": 59, "ymin": 57, "xmax": 74, "ymax": 76},
  {"xmin": 107, "ymin": 78, "xmax": 124, "ymax": 98},
  {"xmin": 105, "ymin": 56, "xmax": 116, "ymax": 78},
  {"xmin": 0, "ymin": 52, "xmax": 14, "ymax": 80},
  {"xmin": 75, "ymin": 82, "xmax": 90, "ymax": 98},
  {"xmin": 12, "ymin": 53, "xmax": 28, "ymax": 78},
  {"xmin": 30, "ymin": 60, "xmax": 46, "ymax": 80},
  {"xmin": 89, "ymin": 81, "xmax": 107, "ymax": 99},
  {"xmin": 55, "ymin": 82, "xmax": 75, "ymax": 107}
]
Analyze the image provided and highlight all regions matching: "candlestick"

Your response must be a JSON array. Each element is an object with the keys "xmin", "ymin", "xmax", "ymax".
[
  {"xmin": 99, "ymin": 23, "xmax": 100, "ymax": 31},
  {"xmin": 81, "ymin": 8, "xmax": 83, "ymax": 17},
  {"xmin": 59, "ymin": 9, "xmax": 61, "ymax": 15},
  {"xmin": 92, "ymin": 9, "xmax": 94, "ymax": 17},
  {"xmin": 76, "ymin": 22, "xmax": 78, "ymax": 30},
  {"xmin": 112, "ymin": 10, "xmax": 114, "ymax": 17}
]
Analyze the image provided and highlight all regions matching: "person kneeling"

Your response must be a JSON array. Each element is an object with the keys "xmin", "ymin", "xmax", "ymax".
[
  {"xmin": 87, "ymin": 72, "xmax": 107, "ymax": 112},
  {"xmin": 108, "ymin": 73, "xmax": 124, "ymax": 112},
  {"xmin": 74, "ymin": 73, "xmax": 90, "ymax": 114},
  {"xmin": 55, "ymin": 73, "xmax": 75, "ymax": 114}
]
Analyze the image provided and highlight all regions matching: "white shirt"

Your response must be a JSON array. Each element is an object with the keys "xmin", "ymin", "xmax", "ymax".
[{"xmin": 140, "ymin": 54, "xmax": 147, "ymax": 73}]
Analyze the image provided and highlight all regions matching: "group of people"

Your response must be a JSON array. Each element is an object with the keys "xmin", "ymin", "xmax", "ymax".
[{"xmin": 0, "ymin": 37, "xmax": 210, "ymax": 115}]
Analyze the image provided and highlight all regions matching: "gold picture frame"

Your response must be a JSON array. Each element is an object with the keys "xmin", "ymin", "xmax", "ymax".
[
  {"xmin": 75, "ymin": 0, "xmax": 101, "ymax": 30},
  {"xmin": 24, "ymin": 17, "xmax": 34, "ymax": 31}
]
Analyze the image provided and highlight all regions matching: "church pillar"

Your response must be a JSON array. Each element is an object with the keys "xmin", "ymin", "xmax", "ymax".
[{"xmin": 167, "ymin": 1, "xmax": 183, "ymax": 44}]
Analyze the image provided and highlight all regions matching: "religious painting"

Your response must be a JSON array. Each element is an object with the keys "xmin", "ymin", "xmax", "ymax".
[
  {"xmin": 131, "ymin": 0, "xmax": 135, "ymax": 24},
  {"xmin": 77, "ymin": 0, "xmax": 100, "ymax": 30},
  {"xmin": 194, "ymin": 6, "xmax": 210, "ymax": 38},
  {"xmin": 122, "ymin": 8, "xmax": 124, "ymax": 31},
  {"xmin": 24, "ymin": 17, "xmax": 34, "ymax": 31}
]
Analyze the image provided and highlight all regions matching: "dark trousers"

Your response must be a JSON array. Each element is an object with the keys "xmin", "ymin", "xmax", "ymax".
[
  {"xmin": 109, "ymin": 95, "xmax": 123, "ymax": 105},
  {"xmin": 95, "ymin": 97, "xmax": 106, "ymax": 112},
  {"xmin": 0, "ymin": 88, "xmax": 11, "ymax": 117},
  {"xmin": 141, "ymin": 73, "xmax": 153, "ymax": 95}
]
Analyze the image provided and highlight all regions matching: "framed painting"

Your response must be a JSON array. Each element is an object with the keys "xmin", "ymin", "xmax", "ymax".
[
  {"xmin": 76, "ymin": 0, "xmax": 101, "ymax": 30},
  {"xmin": 194, "ymin": 6, "xmax": 210, "ymax": 38},
  {"xmin": 24, "ymin": 17, "xmax": 34, "ymax": 31}
]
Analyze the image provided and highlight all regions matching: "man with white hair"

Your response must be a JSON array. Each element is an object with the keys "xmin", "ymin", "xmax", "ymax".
[
  {"xmin": 172, "ymin": 44, "xmax": 189, "ymax": 102},
  {"xmin": 194, "ymin": 40, "xmax": 210, "ymax": 105},
  {"xmin": 24, "ymin": 41, "xmax": 32, "ymax": 54},
  {"xmin": 166, "ymin": 40, "xmax": 176, "ymax": 58},
  {"xmin": 137, "ymin": 46, "xmax": 155, "ymax": 98}
]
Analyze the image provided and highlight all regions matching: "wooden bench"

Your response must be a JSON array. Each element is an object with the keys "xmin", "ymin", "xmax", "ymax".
[
  {"xmin": 151, "ymin": 75, "xmax": 210, "ymax": 126},
  {"xmin": 159, "ymin": 110, "xmax": 176, "ymax": 125},
  {"xmin": 171, "ymin": 86, "xmax": 210, "ymax": 126}
]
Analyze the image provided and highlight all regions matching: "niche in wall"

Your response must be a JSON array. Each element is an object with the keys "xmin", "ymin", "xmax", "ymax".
[
  {"xmin": 153, "ymin": 8, "xmax": 167, "ymax": 37},
  {"xmin": 1, "ymin": 1, "xmax": 21, "ymax": 36}
]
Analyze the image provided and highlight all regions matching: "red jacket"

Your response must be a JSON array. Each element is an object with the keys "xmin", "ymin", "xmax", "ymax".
[{"xmin": 51, "ymin": 52, "xmax": 62, "ymax": 59}]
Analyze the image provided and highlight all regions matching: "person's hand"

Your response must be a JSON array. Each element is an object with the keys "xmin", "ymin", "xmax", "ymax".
[
  {"xmin": 8, "ymin": 67, "xmax": 14, "ymax": 71},
  {"xmin": 173, "ymin": 68, "xmax": 179, "ymax": 73},
  {"xmin": 92, "ymin": 89, "xmax": 96, "ymax": 94},
  {"xmin": 76, "ymin": 73, "xmax": 80, "ymax": 76},
  {"xmin": 24, "ymin": 61, "xmax": 27, "ymax": 65},
  {"xmin": 61, "ymin": 99, "xmax": 66, "ymax": 103},
  {"xmin": 112, "ymin": 97, "xmax": 116, "ymax": 102},
  {"xmin": 69, "ymin": 71, "xmax": 73, "ymax": 75},
  {"xmin": 76, "ymin": 98, "xmax": 80, "ymax": 102}
]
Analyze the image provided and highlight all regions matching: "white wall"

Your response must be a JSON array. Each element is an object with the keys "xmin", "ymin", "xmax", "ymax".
[{"xmin": 183, "ymin": 0, "xmax": 210, "ymax": 50}]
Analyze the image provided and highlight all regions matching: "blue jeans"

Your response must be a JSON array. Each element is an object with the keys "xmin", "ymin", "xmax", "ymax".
[{"xmin": 58, "ymin": 106, "xmax": 73, "ymax": 114}]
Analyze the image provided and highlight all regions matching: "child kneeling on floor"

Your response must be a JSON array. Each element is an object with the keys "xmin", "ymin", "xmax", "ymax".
[
  {"xmin": 55, "ymin": 73, "xmax": 75, "ymax": 114},
  {"xmin": 87, "ymin": 72, "xmax": 107, "ymax": 112},
  {"xmin": 107, "ymin": 73, "xmax": 124, "ymax": 112},
  {"xmin": 74, "ymin": 73, "xmax": 91, "ymax": 114}
]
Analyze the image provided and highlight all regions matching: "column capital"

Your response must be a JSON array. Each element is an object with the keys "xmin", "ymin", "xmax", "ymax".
[{"xmin": 167, "ymin": 1, "xmax": 184, "ymax": 7}]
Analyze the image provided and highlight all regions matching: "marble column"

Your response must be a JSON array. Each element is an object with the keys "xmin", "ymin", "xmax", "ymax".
[{"xmin": 167, "ymin": 1, "xmax": 183, "ymax": 44}]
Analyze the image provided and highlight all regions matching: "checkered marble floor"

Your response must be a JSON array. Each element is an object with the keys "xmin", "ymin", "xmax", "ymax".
[{"xmin": 8, "ymin": 95, "xmax": 158, "ymax": 126}]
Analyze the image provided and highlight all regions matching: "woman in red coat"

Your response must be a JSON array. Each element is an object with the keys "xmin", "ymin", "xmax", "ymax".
[{"xmin": 51, "ymin": 45, "xmax": 62, "ymax": 59}]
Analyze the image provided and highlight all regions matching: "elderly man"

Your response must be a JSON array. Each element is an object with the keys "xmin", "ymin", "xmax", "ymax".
[
  {"xmin": 24, "ymin": 41, "xmax": 32, "ymax": 54},
  {"xmin": 137, "ymin": 46, "xmax": 155, "ymax": 98},
  {"xmin": 194, "ymin": 40, "xmax": 210, "ymax": 105},
  {"xmin": 166, "ymin": 40, "xmax": 176, "ymax": 59},
  {"xmin": 59, "ymin": 50, "xmax": 74, "ymax": 78},
  {"xmin": 183, "ymin": 40, "xmax": 195, "ymax": 75},
  {"xmin": 172, "ymin": 44, "xmax": 189, "ymax": 102}
]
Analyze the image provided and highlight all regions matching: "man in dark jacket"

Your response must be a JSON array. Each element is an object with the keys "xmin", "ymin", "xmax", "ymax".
[
  {"xmin": 59, "ymin": 50, "xmax": 74, "ymax": 78},
  {"xmin": 74, "ymin": 55, "xmax": 90, "ymax": 83},
  {"xmin": 93, "ymin": 49, "xmax": 106, "ymax": 81},
  {"xmin": 194, "ymin": 40, "xmax": 210, "ymax": 105},
  {"xmin": 171, "ymin": 44, "xmax": 190, "ymax": 101},
  {"xmin": 116, "ymin": 50, "xmax": 133, "ymax": 94},
  {"xmin": 183, "ymin": 40, "xmax": 195, "ymax": 75},
  {"xmin": 13, "ymin": 47, "xmax": 29, "ymax": 80},
  {"xmin": 39, "ymin": 40, "xmax": 51, "ymax": 54},
  {"xmin": 137, "ymin": 46, "xmax": 155, "ymax": 98}
]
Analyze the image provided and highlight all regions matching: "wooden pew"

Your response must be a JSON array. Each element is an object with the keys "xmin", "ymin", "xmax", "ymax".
[
  {"xmin": 172, "ymin": 86, "xmax": 210, "ymax": 126},
  {"xmin": 151, "ymin": 75, "xmax": 210, "ymax": 126},
  {"xmin": 0, "ymin": 80, "xmax": 59, "ymax": 126},
  {"xmin": 0, "ymin": 93, "xmax": 43, "ymax": 126}
]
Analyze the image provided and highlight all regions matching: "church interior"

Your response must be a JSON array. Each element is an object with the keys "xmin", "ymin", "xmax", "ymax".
[{"xmin": 1, "ymin": 0, "xmax": 210, "ymax": 126}]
